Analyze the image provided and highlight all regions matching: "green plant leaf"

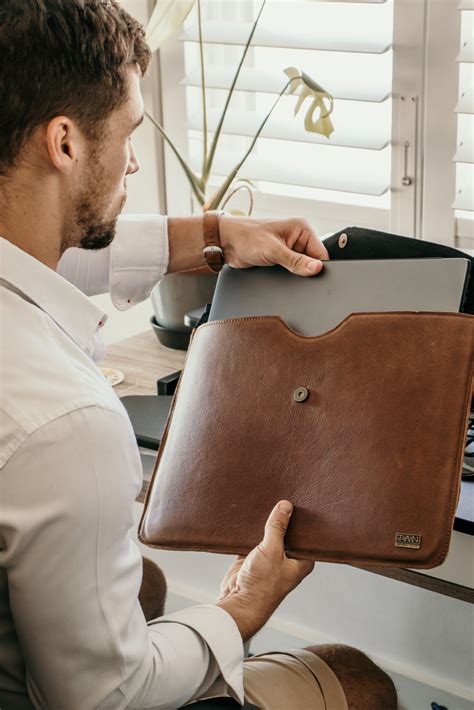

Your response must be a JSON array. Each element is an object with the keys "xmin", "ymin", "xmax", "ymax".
[
  {"xmin": 202, "ymin": 0, "xmax": 268, "ymax": 183},
  {"xmin": 284, "ymin": 67, "xmax": 334, "ymax": 138},
  {"xmin": 146, "ymin": 111, "xmax": 205, "ymax": 204},
  {"xmin": 203, "ymin": 169, "xmax": 239, "ymax": 211},
  {"xmin": 234, "ymin": 177, "xmax": 257, "ymax": 189},
  {"xmin": 221, "ymin": 182, "xmax": 255, "ymax": 216},
  {"xmin": 146, "ymin": 0, "xmax": 196, "ymax": 53}
]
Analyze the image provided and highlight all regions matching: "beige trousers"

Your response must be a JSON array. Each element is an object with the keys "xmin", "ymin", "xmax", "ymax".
[
  {"xmin": 199, "ymin": 649, "xmax": 349, "ymax": 710},
  {"xmin": 243, "ymin": 649, "xmax": 348, "ymax": 710}
]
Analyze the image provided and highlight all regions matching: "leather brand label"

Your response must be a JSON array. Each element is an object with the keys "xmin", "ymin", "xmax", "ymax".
[{"xmin": 395, "ymin": 533, "xmax": 422, "ymax": 549}]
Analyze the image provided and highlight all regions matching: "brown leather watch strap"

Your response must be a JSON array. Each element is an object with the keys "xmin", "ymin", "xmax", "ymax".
[{"xmin": 203, "ymin": 210, "xmax": 225, "ymax": 273}]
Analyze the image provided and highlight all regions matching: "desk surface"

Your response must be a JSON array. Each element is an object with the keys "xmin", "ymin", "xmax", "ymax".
[{"xmin": 103, "ymin": 329, "xmax": 473, "ymax": 604}]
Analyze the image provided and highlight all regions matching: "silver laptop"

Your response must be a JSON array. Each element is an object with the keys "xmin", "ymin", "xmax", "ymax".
[{"xmin": 208, "ymin": 259, "xmax": 470, "ymax": 336}]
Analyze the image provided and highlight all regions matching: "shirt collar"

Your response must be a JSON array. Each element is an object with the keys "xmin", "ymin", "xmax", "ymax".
[{"xmin": 0, "ymin": 238, "xmax": 107, "ymax": 358}]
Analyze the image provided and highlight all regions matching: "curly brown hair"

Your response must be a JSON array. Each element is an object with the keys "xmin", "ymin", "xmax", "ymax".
[{"xmin": 0, "ymin": 0, "xmax": 151, "ymax": 175}]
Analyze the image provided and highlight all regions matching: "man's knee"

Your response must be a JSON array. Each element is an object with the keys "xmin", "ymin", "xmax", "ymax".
[
  {"xmin": 305, "ymin": 644, "xmax": 397, "ymax": 710},
  {"xmin": 139, "ymin": 557, "xmax": 167, "ymax": 622}
]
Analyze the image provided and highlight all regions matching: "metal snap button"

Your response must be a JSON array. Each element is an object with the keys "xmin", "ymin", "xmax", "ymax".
[
  {"xmin": 293, "ymin": 387, "xmax": 309, "ymax": 403},
  {"xmin": 338, "ymin": 232, "xmax": 348, "ymax": 249}
]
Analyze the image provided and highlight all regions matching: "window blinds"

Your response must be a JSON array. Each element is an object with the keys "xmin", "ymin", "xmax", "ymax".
[
  {"xmin": 180, "ymin": 0, "xmax": 394, "ymax": 207},
  {"xmin": 454, "ymin": 0, "xmax": 474, "ymax": 247}
]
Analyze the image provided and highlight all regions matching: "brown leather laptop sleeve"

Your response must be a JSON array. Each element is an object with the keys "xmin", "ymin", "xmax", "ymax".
[{"xmin": 139, "ymin": 312, "xmax": 473, "ymax": 568}]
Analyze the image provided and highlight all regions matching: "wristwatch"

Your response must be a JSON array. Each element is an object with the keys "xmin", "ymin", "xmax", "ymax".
[{"xmin": 203, "ymin": 210, "xmax": 226, "ymax": 273}]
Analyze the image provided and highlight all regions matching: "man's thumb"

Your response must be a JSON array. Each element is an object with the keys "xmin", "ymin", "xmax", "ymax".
[
  {"xmin": 262, "ymin": 500, "xmax": 293, "ymax": 550},
  {"xmin": 277, "ymin": 245, "xmax": 323, "ymax": 276}
]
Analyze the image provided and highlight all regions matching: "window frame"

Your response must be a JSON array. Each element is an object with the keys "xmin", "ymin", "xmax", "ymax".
[{"xmin": 157, "ymin": 0, "xmax": 461, "ymax": 245}]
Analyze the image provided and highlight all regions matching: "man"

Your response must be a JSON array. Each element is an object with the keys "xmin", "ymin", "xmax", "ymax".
[{"xmin": 0, "ymin": 1, "xmax": 397, "ymax": 708}]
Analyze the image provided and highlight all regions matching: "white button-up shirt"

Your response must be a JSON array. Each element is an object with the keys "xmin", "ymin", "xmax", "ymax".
[{"xmin": 0, "ymin": 216, "xmax": 244, "ymax": 710}]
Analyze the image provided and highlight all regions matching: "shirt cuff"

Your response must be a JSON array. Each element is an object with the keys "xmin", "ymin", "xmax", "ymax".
[
  {"xmin": 152, "ymin": 604, "xmax": 245, "ymax": 704},
  {"xmin": 110, "ymin": 214, "xmax": 169, "ymax": 311}
]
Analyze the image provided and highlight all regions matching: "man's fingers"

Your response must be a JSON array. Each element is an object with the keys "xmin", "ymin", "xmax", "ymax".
[
  {"xmin": 262, "ymin": 500, "xmax": 293, "ymax": 553},
  {"xmin": 277, "ymin": 244, "xmax": 324, "ymax": 276},
  {"xmin": 304, "ymin": 231, "xmax": 330, "ymax": 261},
  {"xmin": 283, "ymin": 218, "xmax": 329, "ymax": 262}
]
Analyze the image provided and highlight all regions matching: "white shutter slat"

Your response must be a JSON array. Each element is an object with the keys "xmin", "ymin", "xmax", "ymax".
[
  {"xmin": 455, "ymin": 89, "xmax": 474, "ymax": 113},
  {"xmin": 188, "ymin": 109, "xmax": 390, "ymax": 150},
  {"xmin": 453, "ymin": 5, "xmax": 474, "ymax": 229},
  {"xmin": 453, "ymin": 180, "xmax": 474, "ymax": 210},
  {"xmin": 189, "ymin": 147, "xmax": 389, "ymax": 196},
  {"xmin": 453, "ymin": 132, "xmax": 474, "ymax": 163},
  {"xmin": 182, "ymin": 67, "xmax": 391, "ymax": 103},
  {"xmin": 457, "ymin": 38, "xmax": 474, "ymax": 62},
  {"xmin": 181, "ymin": 22, "xmax": 392, "ymax": 54},
  {"xmin": 456, "ymin": 217, "xmax": 474, "ymax": 239},
  {"xmin": 319, "ymin": 0, "xmax": 388, "ymax": 3}
]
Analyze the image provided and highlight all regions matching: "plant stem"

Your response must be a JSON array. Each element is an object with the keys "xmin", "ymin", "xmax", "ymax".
[
  {"xmin": 206, "ymin": 78, "xmax": 293, "ymax": 210},
  {"xmin": 146, "ymin": 111, "xmax": 205, "ymax": 205},
  {"xmin": 221, "ymin": 183, "xmax": 254, "ymax": 215},
  {"xmin": 202, "ymin": 0, "xmax": 267, "ymax": 184},
  {"xmin": 197, "ymin": 0, "xmax": 208, "ymax": 172},
  {"xmin": 239, "ymin": 78, "xmax": 293, "ymax": 162}
]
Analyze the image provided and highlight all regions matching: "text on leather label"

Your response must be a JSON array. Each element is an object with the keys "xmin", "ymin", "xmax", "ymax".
[{"xmin": 395, "ymin": 533, "xmax": 422, "ymax": 549}]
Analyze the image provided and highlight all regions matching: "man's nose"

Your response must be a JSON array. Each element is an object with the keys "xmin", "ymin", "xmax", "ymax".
[{"xmin": 127, "ymin": 143, "xmax": 140, "ymax": 175}]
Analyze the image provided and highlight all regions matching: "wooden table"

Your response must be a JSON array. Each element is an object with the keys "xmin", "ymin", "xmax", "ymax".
[
  {"xmin": 103, "ymin": 329, "xmax": 474, "ymax": 604},
  {"xmin": 105, "ymin": 330, "xmax": 186, "ymax": 397}
]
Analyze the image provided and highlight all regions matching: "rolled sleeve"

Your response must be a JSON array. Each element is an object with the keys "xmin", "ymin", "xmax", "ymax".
[
  {"xmin": 110, "ymin": 214, "xmax": 169, "ymax": 311},
  {"xmin": 151, "ymin": 606, "xmax": 245, "ymax": 705},
  {"xmin": 57, "ymin": 214, "xmax": 169, "ymax": 308}
]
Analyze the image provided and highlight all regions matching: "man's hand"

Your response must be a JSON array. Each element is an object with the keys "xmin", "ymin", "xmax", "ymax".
[
  {"xmin": 167, "ymin": 215, "xmax": 328, "ymax": 275},
  {"xmin": 216, "ymin": 501, "xmax": 314, "ymax": 641},
  {"xmin": 219, "ymin": 216, "xmax": 329, "ymax": 276}
]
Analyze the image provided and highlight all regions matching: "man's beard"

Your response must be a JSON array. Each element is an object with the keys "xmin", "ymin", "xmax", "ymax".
[
  {"xmin": 60, "ymin": 194, "xmax": 126, "ymax": 254},
  {"xmin": 60, "ymin": 150, "xmax": 127, "ymax": 254},
  {"xmin": 75, "ymin": 189, "xmax": 126, "ymax": 251},
  {"xmin": 77, "ymin": 206, "xmax": 119, "ymax": 251}
]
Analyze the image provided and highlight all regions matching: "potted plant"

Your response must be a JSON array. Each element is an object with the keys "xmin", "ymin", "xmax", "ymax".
[{"xmin": 147, "ymin": 0, "xmax": 334, "ymax": 345}]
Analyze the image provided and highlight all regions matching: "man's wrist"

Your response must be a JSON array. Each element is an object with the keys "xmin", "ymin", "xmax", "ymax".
[
  {"xmin": 167, "ymin": 216, "xmax": 208, "ymax": 273},
  {"xmin": 216, "ymin": 593, "xmax": 271, "ymax": 642},
  {"xmin": 217, "ymin": 214, "xmax": 237, "ymax": 254}
]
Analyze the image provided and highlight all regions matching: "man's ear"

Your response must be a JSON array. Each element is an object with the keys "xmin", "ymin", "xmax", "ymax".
[{"xmin": 45, "ymin": 116, "xmax": 80, "ymax": 174}]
